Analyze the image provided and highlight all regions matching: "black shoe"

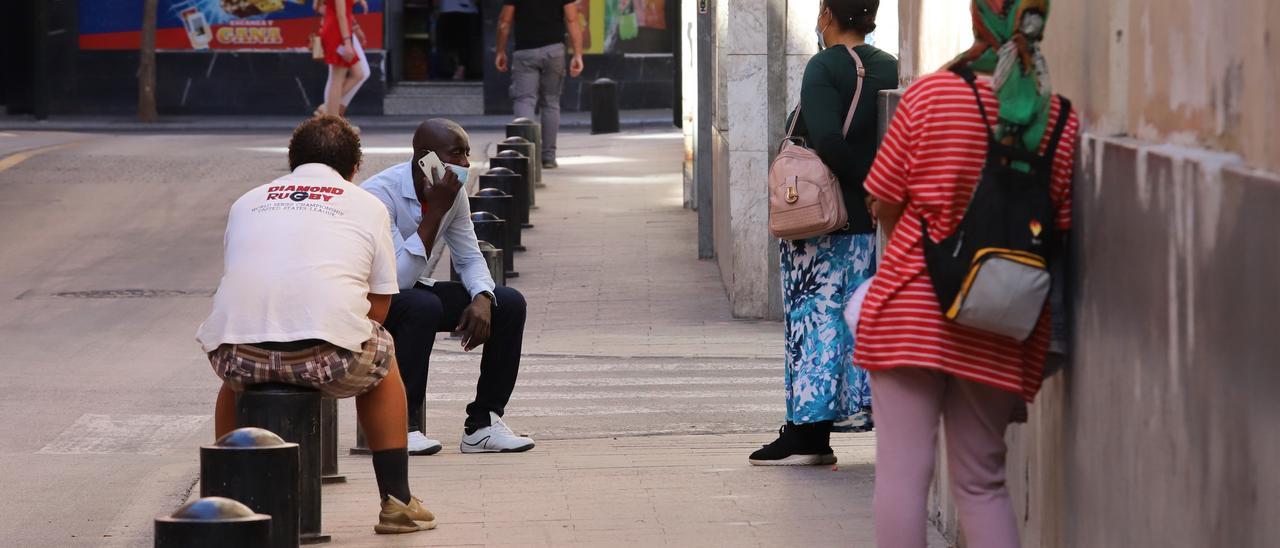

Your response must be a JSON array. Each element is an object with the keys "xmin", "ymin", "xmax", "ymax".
[
  {"xmin": 542, "ymin": 158, "xmax": 558, "ymax": 169},
  {"xmin": 748, "ymin": 424, "xmax": 837, "ymax": 466}
]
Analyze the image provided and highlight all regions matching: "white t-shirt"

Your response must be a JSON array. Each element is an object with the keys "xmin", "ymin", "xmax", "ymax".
[{"xmin": 196, "ymin": 164, "xmax": 400, "ymax": 353}]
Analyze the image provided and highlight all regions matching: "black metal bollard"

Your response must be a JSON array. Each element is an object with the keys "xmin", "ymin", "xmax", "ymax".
[
  {"xmin": 478, "ymin": 241, "xmax": 505, "ymax": 287},
  {"xmin": 451, "ymin": 212, "xmax": 507, "ymax": 287},
  {"xmin": 499, "ymin": 136, "xmax": 542, "ymax": 191},
  {"xmin": 479, "ymin": 168, "xmax": 527, "ymax": 247},
  {"xmin": 591, "ymin": 78, "xmax": 620, "ymax": 135},
  {"xmin": 470, "ymin": 211, "xmax": 507, "ymax": 265},
  {"xmin": 507, "ymin": 117, "xmax": 542, "ymax": 183},
  {"xmin": 470, "ymin": 190, "xmax": 518, "ymax": 278},
  {"xmin": 450, "ymin": 245, "xmax": 506, "ymax": 287},
  {"xmin": 490, "ymin": 152, "xmax": 533, "ymax": 228},
  {"xmin": 201, "ymin": 428, "xmax": 300, "ymax": 548},
  {"xmin": 155, "ymin": 497, "xmax": 271, "ymax": 548},
  {"xmin": 236, "ymin": 384, "xmax": 329, "ymax": 544},
  {"xmin": 319, "ymin": 398, "xmax": 345, "ymax": 484}
]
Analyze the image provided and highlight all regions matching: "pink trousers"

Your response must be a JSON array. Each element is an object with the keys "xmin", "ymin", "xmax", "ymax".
[{"xmin": 870, "ymin": 367, "xmax": 1021, "ymax": 548}]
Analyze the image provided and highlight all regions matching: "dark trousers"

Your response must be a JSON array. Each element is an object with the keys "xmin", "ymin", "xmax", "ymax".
[{"xmin": 383, "ymin": 281, "xmax": 526, "ymax": 430}]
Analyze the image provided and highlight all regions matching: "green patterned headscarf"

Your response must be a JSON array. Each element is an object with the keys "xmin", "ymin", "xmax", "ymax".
[{"xmin": 949, "ymin": 0, "xmax": 1052, "ymax": 156}]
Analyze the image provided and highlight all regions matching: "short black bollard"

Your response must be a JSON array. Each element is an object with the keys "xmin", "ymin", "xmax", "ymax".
[
  {"xmin": 201, "ymin": 428, "xmax": 300, "ymax": 548},
  {"xmin": 479, "ymin": 168, "xmax": 527, "ymax": 246},
  {"xmin": 499, "ymin": 136, "xmax": 542, "ymax": 190},
  {"xmin": 470, "ymin": 211, "xmax": 507, "ymax": 265},
  {"xmin": 319, "ymin": 398, "xmax": 345, "ymax": 484},
  {"xmin": 237, "ymin": 384, "xmax": 330, "ymax": 544},
  {"xmin": 490, "ymin": 151, "xmax": 533, "ymax": 228},
  {"xmin": 478, "ymin": 241, "xmax": 505, "ymax": 287},
  {"xmin": 451, "ymin": 242, "xmax": 506, "ymax": 287},
  {"xmin": 470, "ymin": 190, "xmax": 518, "ymax": 278},
  {"xmin": 507, "ymin": 117, "xmax": 542, "ymax": 184},
  {"xmin": 155, "ymin": 497, "xmax": 271, "ymax": 548},
  {"xmin": 591, "ymin": 78, "xmax": 620, "ymax": 135}
]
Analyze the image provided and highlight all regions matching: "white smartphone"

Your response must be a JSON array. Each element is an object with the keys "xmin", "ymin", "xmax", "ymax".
[{"xmin": 416, "ymin": 151, "xmax": 445, "ymax": 188}]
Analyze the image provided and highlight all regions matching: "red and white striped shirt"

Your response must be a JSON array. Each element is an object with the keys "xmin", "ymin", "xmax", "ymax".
[{"xmin": 857, "ymin": 71, "xmax": 1079, "ymax": 402}]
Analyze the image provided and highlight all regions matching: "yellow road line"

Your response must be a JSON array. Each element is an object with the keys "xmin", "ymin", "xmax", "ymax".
[{"xmin": 0, "ymin": 142, "xmax": 81, "ymax": 173}]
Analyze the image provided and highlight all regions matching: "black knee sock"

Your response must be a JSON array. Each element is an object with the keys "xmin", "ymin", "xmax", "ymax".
[{"xmin": 370, "ymin": 448, "xmax": 412, "ymax": 503}]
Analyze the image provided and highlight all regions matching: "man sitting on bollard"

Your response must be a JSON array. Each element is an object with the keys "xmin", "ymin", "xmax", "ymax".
[
  {"xmin": 361, "ymin": 119, "xmax": 534, "ymax": 455},
  {"xmin": 196, "ymin": 116, "xmax": 438, "ymax": 535}
]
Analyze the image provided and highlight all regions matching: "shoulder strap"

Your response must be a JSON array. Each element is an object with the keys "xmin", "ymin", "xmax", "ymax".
[
  {"xmin": 949, "ymin": 65, "xmax": 997, "ymax": 142},
  {"xmin": 785, "ymin": 46, "xmax": 867, "ymax": 141},
  {"xmin": 841, "ymin": 45, "xmax": 866, "ymax": 137},
  {"xmin": 1042, "ymin": 96, "xmax": 1073, "ymax": 161},
  {"xmin": 785, "ymin": 105, "xmax": 802, "ymax": 138}
]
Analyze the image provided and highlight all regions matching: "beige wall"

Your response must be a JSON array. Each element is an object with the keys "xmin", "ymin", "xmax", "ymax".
[
  {"xmin": 1056, "ymin": 0, "xmax": 1278, "ymax": 171},
  {"xmin": 898, "ymin": 0, "xmax": 1280, "ymax": 172}
]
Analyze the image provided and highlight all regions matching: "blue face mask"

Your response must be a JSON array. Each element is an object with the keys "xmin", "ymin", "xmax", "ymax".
[
  {"xmin": 816, "ymin": 13, "xmax": 831, "ymax": 50},
  {"xmin": 444, "ymin": 163, "xmax": 470, "ymax": 185}
]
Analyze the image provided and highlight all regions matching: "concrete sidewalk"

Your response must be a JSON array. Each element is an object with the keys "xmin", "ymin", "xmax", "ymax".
[
  {"xmin": 314, "ymin": 129, "xmax": 945, "ymax": 546},
  {"xmin": 0, "ymin": 109, "xmax": 674, "ymax": 133},
  {"xmin": 323, "ymin": 434, "xmax": 885, "ymax": 547}
]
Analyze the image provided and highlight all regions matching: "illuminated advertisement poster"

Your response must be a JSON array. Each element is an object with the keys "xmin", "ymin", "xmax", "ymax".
[
  {"xmin": 578, "ymin": 0, "xmax": 669, "ymax": 55},
  {"xmin": 79, "ymin": 0, "xmax": 384, "ymax": 51}
]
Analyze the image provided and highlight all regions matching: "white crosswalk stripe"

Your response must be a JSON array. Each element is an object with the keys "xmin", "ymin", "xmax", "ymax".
[{"xmin": 420, "ymin": 353, "xmax": 786, "ymax": 439}]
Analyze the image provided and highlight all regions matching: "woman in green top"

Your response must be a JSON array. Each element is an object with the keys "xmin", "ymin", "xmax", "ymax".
[{"xmin": 749, "ymin": 0, "xmax": 898, "ymax": 466}]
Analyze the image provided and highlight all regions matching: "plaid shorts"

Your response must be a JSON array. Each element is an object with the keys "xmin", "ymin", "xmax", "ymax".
[{"xmin": 208, "ymin": 323, "xmax": 395, "ymax": 399}]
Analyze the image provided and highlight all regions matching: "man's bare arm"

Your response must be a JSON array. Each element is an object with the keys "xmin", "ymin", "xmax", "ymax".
[
  {"xmin": 564, "ymin": 2, "xmax": 585, "ymax": 77},
  {"xmin": 494, "ymin": 5, "xmax": 516, "ymax": 72},
  {"xmin": 367, "ymin": 293, "xmax": 391, "ymax": 324}
]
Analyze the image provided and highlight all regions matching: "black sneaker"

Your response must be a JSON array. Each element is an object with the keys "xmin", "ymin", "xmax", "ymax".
[
  {"xmin": 748, "ymin": 424, "xmax": 837, "ymax": 466},
  {"xmin": 542, "ymin": 158, "xmax": 558, "ymax": 169}
]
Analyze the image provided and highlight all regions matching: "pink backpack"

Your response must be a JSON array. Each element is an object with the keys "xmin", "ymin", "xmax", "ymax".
[{"xmin": 768, "ymin": 45, "xmax": 865, "ymax": 240}]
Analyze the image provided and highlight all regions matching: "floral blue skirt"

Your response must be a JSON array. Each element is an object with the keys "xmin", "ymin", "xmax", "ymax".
[{"xmin": 781, "ymin": 232, "xmax": 876, "ymax": 424}]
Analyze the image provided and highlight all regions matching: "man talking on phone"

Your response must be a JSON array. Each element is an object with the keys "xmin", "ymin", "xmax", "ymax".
[{"xmin": 361, "ymin": 119, "xmax": 533, "ymax": 455}]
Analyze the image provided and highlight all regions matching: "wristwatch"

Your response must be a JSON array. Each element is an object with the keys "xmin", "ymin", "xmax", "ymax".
[{"xmin": 478, "ymin": 290, "xmax": 497, "ymax": 308}]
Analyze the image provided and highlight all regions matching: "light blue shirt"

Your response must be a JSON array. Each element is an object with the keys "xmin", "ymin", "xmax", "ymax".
[{"xmin": 360, "ymin": 162, "xmax": 495, "ymax": 300}]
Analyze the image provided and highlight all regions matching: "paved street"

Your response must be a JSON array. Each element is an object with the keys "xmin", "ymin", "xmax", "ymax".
[{"xmin": 0, "ymin": 127, "xmax": 937, "ymax": 547}]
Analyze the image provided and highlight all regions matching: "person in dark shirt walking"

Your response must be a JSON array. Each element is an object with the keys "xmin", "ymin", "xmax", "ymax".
[{"xmin": 494, "ymin": 0, "xmax": 585, "ymax": 169}]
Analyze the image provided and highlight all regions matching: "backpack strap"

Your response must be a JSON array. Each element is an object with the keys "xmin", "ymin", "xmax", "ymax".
[
  {"xmin": 840, "ymin": 44, "xmax": 866, "ymax": 138},
  {"xmin": 949, "ymin": 66, "xmax": 997, "ymax": 143},
  {"xmin": 1041, "ymin": 96, "xmax": 1073, "ymax": 164},
  {"xmin": 785, "ymin": 45, "xmax": 867, "ymax": 141},
  {"xmin": 785, "ymin": 105, "xmax": 802, "ymax": 138},
  {"xmin": 951, "ymin": 65, "xmax": 1072, "ymax": 170}
]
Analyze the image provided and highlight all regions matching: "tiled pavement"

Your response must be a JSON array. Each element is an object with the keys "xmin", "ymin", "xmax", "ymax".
[
  {"xmin": 320, "ymin": 434, "xmax": 890, "ymax": 547},
  {"xmin": 318, "ymin": 129, "xmax": 945, "ymax": 547}
]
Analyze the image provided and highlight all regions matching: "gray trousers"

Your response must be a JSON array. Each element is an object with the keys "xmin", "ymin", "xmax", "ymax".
[{"xmin": 509, "ymin": 43, "xmax": 565, "ymax": 162}]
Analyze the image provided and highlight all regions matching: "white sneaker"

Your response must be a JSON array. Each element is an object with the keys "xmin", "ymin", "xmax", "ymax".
[
  {"xmin": 460, "ymin": 412, "xmax": 535, "ymax": 453},
  {"xmin": 407, "ymin": 431, "xmax": 442, "ymax": 456}
]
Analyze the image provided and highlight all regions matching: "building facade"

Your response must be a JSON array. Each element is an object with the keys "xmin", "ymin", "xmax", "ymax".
[{"xmin": 2, "ymin": 0, "xmax": 676, "ymax": 118}]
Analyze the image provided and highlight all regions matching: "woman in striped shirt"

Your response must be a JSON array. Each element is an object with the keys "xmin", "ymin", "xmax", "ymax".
[{"xmin": 858, "ymin": 1, "xmax": 1078, "ymax": 546}]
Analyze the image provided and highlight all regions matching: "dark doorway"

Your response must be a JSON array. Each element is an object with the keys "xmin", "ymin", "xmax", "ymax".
[{"xmin": 400, "ymin": 0, "xmax": 484, "ymax": 81}]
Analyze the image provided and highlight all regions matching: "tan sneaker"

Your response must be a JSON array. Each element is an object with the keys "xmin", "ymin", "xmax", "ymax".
[{"xmin": 375, "ymin": 496, "xmax": 437, "ymax": 534}]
